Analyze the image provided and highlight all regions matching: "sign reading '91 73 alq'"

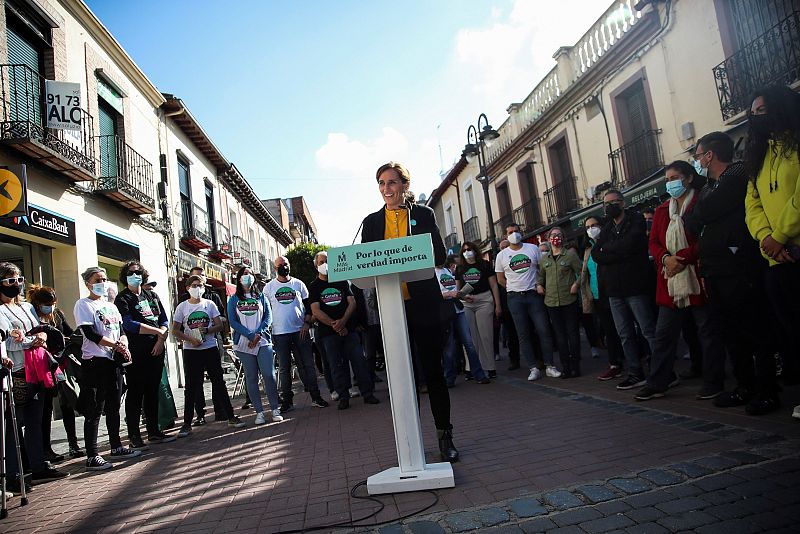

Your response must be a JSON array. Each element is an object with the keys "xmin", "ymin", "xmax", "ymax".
[
  {"xmin": 45, "ymin": 80, "xmax": 82, "ymax": 130},
  {"xmin": 327, "ymin": 233, "xmax": 434, "ymax": 283}
]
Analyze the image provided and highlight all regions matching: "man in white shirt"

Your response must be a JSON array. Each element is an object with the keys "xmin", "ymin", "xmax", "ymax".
[
  {"xmin": 495, "ymin": 223, "xmax": 556, "ymax": 381},
  {"xmin": 265, "ymin": 256, "xmax": 329, "ymax": 411}
]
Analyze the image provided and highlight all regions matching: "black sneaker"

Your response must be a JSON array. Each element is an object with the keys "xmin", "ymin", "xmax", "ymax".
[
  {"xmin": 338, "ymin": 398, "xmax": 350, "ymax": 410},
  {"xmin": 279, "ymin": 402, "xmax": 294, "ymax": 413},
  {"xmin": 668, "ymin": 372, "xmax": 680, "ymax": 389},
  {"xmin": 745, "ymin": 393, "xmax": 781, "ymax": 415},
  {"xmin": 363, "ymin": 394, "xmax": 380, "ymax": 404},
  {"xmin": 311, "ymin": 396, "xmax": 329, "ymax": 408},
  {"xmin": 192, "ymin": 416, "xmax": 206, "ymax": 427},
  {"xmin": 110, "ymin": 446, "xmax": 142, "ymax": 459},
  {"xmin": 68, "ymin": 445, "xmax": 84, "ymax": 458},
  {"xmin": 465, "ymin": 372, "xmax": 474, "ymax": 381},
  {"xmin": 696, "ymin": 387, "xmax": 723, "ymax": 400},
  {"xmin": 507, "ymin": 363, "xmax": 520, "ymax": 371},
  {"xmin": 616, "ymin": 375, "xmax": 646, "ymax": 390},
  {"xmin": 635, "ymin": 386, "xmax": 666, "ymax": 401},
  {"xmin": 129, "ymin": 437, "xmax": 150, "ymax": 451},
  {"xmin": 715, "ymin": 388, "xmax": 751, "ymax": 408},
  {"xmin": 44, "ymin": 449, "xmax": 65, "ymax": 463},
  {"xmin": 241, "ymin": 403, "xmax": 251, "ymax": 411},
  {"xmin": 177, "ymin": 425, "xmax": 192, "ymax": 438},
  {"xmin": 86, "ymin": 455, "xmax": 113, "ymax": 471},
  {"xmin": 31, "ymin": 466, "xmax": 69, "ymax": 484},
  {"xmin": 488, "ymin": 371, "xmax": 497, "ymax": 379},
  {"xmin": 228, "ymin": 416, "xmax": 246, "ymax": 428},
  {"xmin": 148, "ymin": 432, "xmax": 177, "ymax": 444}
]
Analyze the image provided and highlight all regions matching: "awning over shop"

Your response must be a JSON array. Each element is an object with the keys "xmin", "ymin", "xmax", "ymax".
[
  {"xmin": 569, "ymin": 171, "xmax": 667, "ymax": 231},
  {"xmin": 177, "ymin": 250, "xmax": 227, "ymax": 282}
]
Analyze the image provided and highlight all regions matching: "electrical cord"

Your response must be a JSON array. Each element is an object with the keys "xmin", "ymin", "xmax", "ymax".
[{"xmin": 275, "ymin": 480, "xmax": 440, "ymax": 533}]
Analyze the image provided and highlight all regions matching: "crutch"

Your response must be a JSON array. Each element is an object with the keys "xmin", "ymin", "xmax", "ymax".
[{"xmin": 1, "ymin": 369, "xmax": 28, "ymax": 519}]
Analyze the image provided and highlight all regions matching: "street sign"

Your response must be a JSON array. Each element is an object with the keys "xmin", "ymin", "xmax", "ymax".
[
  {"xmin": 45, "ymin": 80, "xmax": 82, "ymax": 130},
  {"xmin": 327, "ymin": 233, "xmax": 435, "ymax": 282},
  {"xmin": 0, "ymin": 165, "xmax": 28, "ymax": 219}
]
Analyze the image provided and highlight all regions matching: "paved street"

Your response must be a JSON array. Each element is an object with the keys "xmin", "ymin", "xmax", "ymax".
[{"xmin": 2, "ymin": 348, "xmax": 798, "ymax": 534}]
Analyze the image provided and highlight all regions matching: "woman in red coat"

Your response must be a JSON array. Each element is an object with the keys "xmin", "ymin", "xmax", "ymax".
[{"xmin": 635, "ymin": 161, "xmax": 726, "ymax": 401}]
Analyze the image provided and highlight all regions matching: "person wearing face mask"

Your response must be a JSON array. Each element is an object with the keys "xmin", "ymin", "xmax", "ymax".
[
  {"xmin": 634, "ymin": 161, "xmax": 726, "ymax": 401},
  {"xmin": 73, "ymin": 266, "xmax": 141, "ymax": 470},
  {"xmin": 495, "ymin": 223, "xmax": 557, "ymax": 382},
  {"xmin": 265, "ymin": 256, "xmax": 329, "ymax": 411},
  {"xmin": 743, "ymin": 86, "xmax": 800, "ymax": 420},
  {"xmin": 591, "ymin": 190, "xmax": 657, "ymax": 391},
  {"xmin": 308, "ymin": 251, "xmax": 379, "ymax": 410},
  {"xmin": 456, "ymin": 241, "xmax": 502, "ymax": 379},
  {"xmin": 536, "ymin": 227, "xmax": 583, "ymax": 378},
  {"xmin": 581, "ymin": 217, "xmax": 625, "ymax": 380},
  {"xmin": 114, "ymin": 261, "xmax": 174, "ymax": 449},
  {"xmin": 685, "ymin": 131, "xmax": 778, "ymax": 413},
  {"xmin": 228, "ymin": 266, "xmax": 284, "ymax": 425}
]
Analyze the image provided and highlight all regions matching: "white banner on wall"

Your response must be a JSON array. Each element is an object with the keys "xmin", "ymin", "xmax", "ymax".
[{"xmin": 45, "ymin": 80, "xmax": 82, "ymax": 130}]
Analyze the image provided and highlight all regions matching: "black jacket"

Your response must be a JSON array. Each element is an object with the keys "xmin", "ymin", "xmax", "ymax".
[
  {"xmin": 361, "ymin": 203, "xmax": 446, "ymax": 322},
  {"xmin": 684, "ymin": 162, "xmax": 766, "ymax": 278},
  {"xmin": 591, "ymin": 209, "xmax": 653, "ymax": 298}
]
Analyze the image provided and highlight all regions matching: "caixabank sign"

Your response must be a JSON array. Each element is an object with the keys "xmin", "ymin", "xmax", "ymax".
[{"xmin": 0, "ymin": 203, "xmax": 76, "ymax": 246}]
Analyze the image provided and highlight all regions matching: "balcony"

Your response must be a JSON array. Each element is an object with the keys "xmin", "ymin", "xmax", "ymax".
[
  {"xmin": 543, "ymin": 179, "xmax": 580, "ymax": 222},
  {"xmin": 0, "ymin": 64, "xmax": 96, "ymax": 181},
  {"xmin": 94, "ymin": 134, "xmax": 156, "ymax": 214},
  {"xmin": 513, "ymin": 200, "xmax": 544, "ymax": 234},
  {"xmin": 609, "ymin": 129, "xmax": 663, "ymax": 189},
  {"xmin": 713, "ymin": 11, "xmax": 800, "ymax": 121},
  {"xmin": 464, "ymin": 216, "xmax": 481, "ymax": 244},
  {"xmin": 493, "ymin": 214, "xmax": 515, "ymax": 244},
  {"xmin": 208, "ymin": 221, "xmax": 232, "ymax": 260},
  {"xmin": 179, "ymin": 199, "xmax": 212, "ymax": 249},
  {"xmin": 231, "ymin": 235, "xmax": 252, "ymax": 266},
  {"xmin": 444, "ymin": 232, "xmax": 459, "ymax": 251}
]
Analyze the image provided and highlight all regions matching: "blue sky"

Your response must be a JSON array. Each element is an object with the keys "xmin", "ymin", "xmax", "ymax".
[{"xmin": 86, "ymin": 0, "xmax": 609, "ymax": 245}]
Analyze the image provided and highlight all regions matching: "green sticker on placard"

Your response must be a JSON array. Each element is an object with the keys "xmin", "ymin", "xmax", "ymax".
[{"xmin": 328, "ymin": 234, "xmax": 435, "ymax": 282}]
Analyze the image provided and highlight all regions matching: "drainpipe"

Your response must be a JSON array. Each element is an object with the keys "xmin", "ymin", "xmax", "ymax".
[{"xmin": 451, "ymin": 177, "xmax": 466, "ymax": 243}]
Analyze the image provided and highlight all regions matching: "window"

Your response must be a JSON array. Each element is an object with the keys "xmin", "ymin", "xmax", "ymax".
[
  {"xmin": 5, "ymin": 2, "xmax": 50, "ymax": 125},
  {"xmin": 495, "ymin": 183, "xmax": 512, "ymax": 219},
  {"xmin": 444, "ymin": 205, "xmax": 455, "ymax": 234},
  {"xmin": 229, "ymin": 209, "xmax": 238, "ymax": 237},
  {"xmin": 465, "ymin": 184, "xmax": 476, "ymax": 219},
  {"xmin": 205, "ymin": 182, "xmax": 216, "ymax": 245},
  {"xmin": 178, "ymin": 158, "xmax": 191, "ymax": 234}
]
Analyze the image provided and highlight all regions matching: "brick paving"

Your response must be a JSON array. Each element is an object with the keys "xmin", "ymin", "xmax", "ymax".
[{"xmin": 1, "ymin": 347, "xmax": 798, "ymax": 533}]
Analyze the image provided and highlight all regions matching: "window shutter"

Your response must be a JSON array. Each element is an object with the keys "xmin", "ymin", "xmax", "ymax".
[{"xmin": 6, "ymin": 25, "xmax": 42, "ymax": 124}]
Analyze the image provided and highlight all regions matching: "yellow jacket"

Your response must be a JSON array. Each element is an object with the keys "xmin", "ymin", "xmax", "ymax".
[{"xmin": 745, "ymin": 141, "xmax": 800, "ymax": 265}]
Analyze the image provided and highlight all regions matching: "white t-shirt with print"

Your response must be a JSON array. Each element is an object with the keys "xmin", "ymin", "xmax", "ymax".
[
  {"xmin": 173, "ymin": 298, "xmax": 220, "ymax": 351},
  {"xmin": 265, "ymin": 277, "xmax": 308, "ymax": 335},
  {"xmin": 232, "ymin": 293, "xmax": 269, "ymax": 354},
  {"xmin": 435, "ymin": 267, "xmax": 464, "ymax": 315},
  {"xmin": 74, "ymin": 297, "xmax": 123, "ymax": 360},
  {"xmin": 495, "ymin": 243, "xmax": 541, "ymax": 293}
]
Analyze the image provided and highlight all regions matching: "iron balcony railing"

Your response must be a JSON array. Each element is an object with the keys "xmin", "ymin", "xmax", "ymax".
[
  {"xmin": 179, "ymin": 199, "xmax": 212, "ymax": 247},
  {"xmin": 232, "ymin": 235, "xmax": 252, "ymax": 265},
  {"xmin": 95, "ymin": 134, "xmax": 156, "ymax": 214},
  {"xmin": 513, "ymin": 200, "xmax": 543, "ymax": 234},
  {"xmin": 464, "ymin": 216, "xmax": 481, "ymax": 244},
  {"xmin": 209, "ymin": 221, "xmax": 232, "ymax": 258},
  {"xmin": 0, "ymin": 64, "xmax": 96, "ymax": 179},
  {"xmin": 256, "ymin": 252, "xmax": 268, "ymax": 275},
  {"xmin": 609, "ymin": 129, "xmax": 664, "ymax": 188},
  {"xmin": 444, "ymin": 232, "xmax": 459, "ymax": 251},
  {"xmin": 493, "ymin": 213, "xmax": 515, "ymax": 244},
  {"xmin": 713, "ymin": 10, "xmax": 800, "ymax": 121},
  {"xmin": 543, "ymin": 179, "xmax": 580, "ymax": 222}
]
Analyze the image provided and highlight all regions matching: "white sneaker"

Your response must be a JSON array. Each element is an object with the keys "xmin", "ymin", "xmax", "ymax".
[
  {"xmin": 494, "ymin": 353, "xmax": 501, "ymax": 361},
  {"xmin": 546, "ymin": 366, "xmax": 562, "ymax": 378},
  {"xmin": 271, "ymin": 408, "xmax": 284, "ymax": 422},
  {"xmin": 254, "ymin": 412, "xmax": 267, "ymax": 425},
  {"xmin": 793, "ymin": 405, "xmax": 800, "ymax": 420},
  {"xmin": 349, "ymin": 386, "xmax": 361, "ymax": 398},
  {"xmin": 331, "ymin": 391, "xmax": 340, "ymax": 401},
  {"xmin": 527, "ymin": 368, "xmax": 542, "ymax": 381}
]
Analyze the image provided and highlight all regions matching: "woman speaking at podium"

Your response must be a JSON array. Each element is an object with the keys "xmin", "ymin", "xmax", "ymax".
[{"xmin": 360, "ymin": 162, "xmax": 459, "ymax": 463}]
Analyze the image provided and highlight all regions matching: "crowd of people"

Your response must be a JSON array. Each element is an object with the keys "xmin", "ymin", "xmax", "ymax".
[{"xmin": 0, "ymin": 86, "xmax": 798, "ymax": 497}]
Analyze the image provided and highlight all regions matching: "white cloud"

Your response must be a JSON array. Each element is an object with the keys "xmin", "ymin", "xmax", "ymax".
[{"xmin": 315, "ymin": 127, "xmax": 409, "ymax": 177}]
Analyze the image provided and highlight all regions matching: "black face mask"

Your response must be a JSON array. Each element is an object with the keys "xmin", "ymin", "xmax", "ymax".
[
  {"xmin": 646, "ymin": 220, "xmax": 653, "ymax": 233},
  {"xmin": 277, "ymin": 265, "xmax": 290, "ymax": 277},
  {"xmin": 749, "ymin": 113, "xmax": 775, "ymax": 138},
  {"xmin": 604, "ymin": 203, "xmax": 623, "ymax": 219},
  {"xmin": 0, "ymin": 285, "xmax": 22, "ymax": 299}
]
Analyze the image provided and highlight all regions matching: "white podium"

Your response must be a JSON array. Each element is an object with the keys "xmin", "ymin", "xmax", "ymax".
[{"xmin": 328, "ymin": 235, "xmax": 455, "ymax": 495}]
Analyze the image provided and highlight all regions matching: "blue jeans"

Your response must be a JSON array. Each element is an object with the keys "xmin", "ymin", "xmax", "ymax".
[
  {"xmin": 608, "ymin": 294, "xmax": 657, "ymax": 378},
  {"xmin": 236, "ymin": 345, "xmax": 280, "ymax": 413},
  {"xmin": 273, "ymin": 331, "xmax": 321, "ymax": 402},
  {"xmin": 321, "ymin": 332, "xmax": 373, "ymax": 399},
  {"xmin": 443, "ymin": 311, "xmax": 487, "ymax": 384},
  {"xmin": 507, "ymin": 290, "xmax": 554, "ymax": 368}
]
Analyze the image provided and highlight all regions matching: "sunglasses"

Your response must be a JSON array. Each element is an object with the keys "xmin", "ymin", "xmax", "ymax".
[
  {"xmin": 128, "ymin": 269, "xmax": 144, "ymax": 275},
  {"xmin": 1, "ymin": 276, "xmax": 24, "ymax": 286}
]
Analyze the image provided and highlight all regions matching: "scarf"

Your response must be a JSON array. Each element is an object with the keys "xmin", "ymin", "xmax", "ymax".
[{"xmin": 665, "ymin": 188, "xmax": 700, "ymax": 308}]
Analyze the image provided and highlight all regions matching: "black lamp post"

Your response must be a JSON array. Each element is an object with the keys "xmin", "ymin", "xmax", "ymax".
[{"xmin": 463, "ymin": 113, "xmax": 500, "ymax": 253}]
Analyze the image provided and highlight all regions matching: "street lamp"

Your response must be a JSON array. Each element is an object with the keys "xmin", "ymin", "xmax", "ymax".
[{"xmin": 463, "ymin": 113, "xmax": 500, "ymax": 253}]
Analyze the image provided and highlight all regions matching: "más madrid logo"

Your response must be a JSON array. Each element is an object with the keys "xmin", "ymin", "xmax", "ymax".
[
  {"xmin": 462, "ymin": 267, "xmax": 481, "ymax": 284},
  {"xmin": 439, "ymin": 273, "xmax": 456, "ymax": 290},
  {"xmin": 509, "ymin": 254, "xmax": 532, "ymax": 274},
  {"xmin": 186, "ymin": 310, "xmax": 210, "ymax": 329},
  {"xmin": 320, "ymin": 287, "xmax": 343, "ymax": 307},
  {"xmin": 275, "ymin": 286, "xmax": 296, "ymax": 305},
  {"xmin": 237, "ymin": 298, "xmax": 259, "ymax": 316}
]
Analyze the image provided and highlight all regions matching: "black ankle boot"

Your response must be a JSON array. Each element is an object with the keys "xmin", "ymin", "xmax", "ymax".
[
  {"xmin": 571, "ymin": 358, "xmax": 581, "ymax": 378},
  {"xmin": 438, "ymin": 429, "xmax": 459, "ymax": 463}
]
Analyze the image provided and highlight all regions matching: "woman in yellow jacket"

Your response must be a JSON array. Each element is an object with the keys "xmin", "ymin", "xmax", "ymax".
[{"xmin": 744, "ymin": 85, "xmax": 800, "ymax": 419}]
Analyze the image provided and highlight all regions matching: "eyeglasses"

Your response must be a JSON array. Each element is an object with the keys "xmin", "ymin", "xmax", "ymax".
[
  {"xmin": 1, "ymin": 276, "xmax": 24, "ymax": 286},
  {"xmin": 128, "ymin": 269, "xmax": 144, "ymax": 276},
  {"xmin": 692, "ymin": 150, "xmax": 709, "ymax": 161}
]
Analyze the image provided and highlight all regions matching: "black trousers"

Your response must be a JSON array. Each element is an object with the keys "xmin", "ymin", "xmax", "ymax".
[
  {"xmin": 548, "ymin": 302, "xmax": 581, "ymax": 369},
  {"xmin": 125, "ymin": 338, "xmax": 165, "ymax": 438},
  {"xmin": 406, "ymin": 302, "xmax": 451, "ymax": 431},
  {"xmin": 80, "ymin": 357, "xmax": 122, "ymax": 457},
  {"xmin": 42, "ymin": 385, "xmax": 78, "ymax": 451},
  {"xmin": 182, "ymin": 347, "xmax": 234, "ymax": 426},
  {"xmin": 764, "ymin": 262, "xmax": 800, "ymax": 382},
  {"xmin": 594, "ymin": 297, "xmax": 624, "ymax": 367}
]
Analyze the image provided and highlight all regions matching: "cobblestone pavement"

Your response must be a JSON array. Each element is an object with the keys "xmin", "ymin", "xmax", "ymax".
[{"xmin": 1, "ymin": 347, "xmax": 798, "ymax": 533}]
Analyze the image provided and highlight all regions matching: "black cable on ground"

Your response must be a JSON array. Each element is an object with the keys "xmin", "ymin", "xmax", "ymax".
[{"xmin": 276, "ymin": 480, "xmax": 440, "ymax": 533}]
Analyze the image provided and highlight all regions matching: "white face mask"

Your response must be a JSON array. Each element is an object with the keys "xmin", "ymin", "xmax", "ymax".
[
  {"xmin": 188, "ymin": 286, "xmax": 204, "ymax": 299},
  {"xmin": 240, "ymin": 274, "xmax": 254, "ymax": 288},
  {"xmin": 587, "ymin": 227, "xmax": 601, "ymax": 240},
  {"xmin": 90, "ymin": 282, "xmax": 107, "ymax": 297},
  {"xmin": 508, "ymin": 232, "xmax": 522, "ymax": 245},
  {"xmin": 463, "ymin": 250, "xmax": 476, "ymax": 262},
  {"xmin": 317, "ymin": 263, "xmax": 328, "ymax": 276}
]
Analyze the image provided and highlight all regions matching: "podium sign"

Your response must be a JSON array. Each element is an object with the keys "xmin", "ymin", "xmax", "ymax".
[{"xmin": 327, "ymin": 234, "xmax": 455, "ymax": 494}]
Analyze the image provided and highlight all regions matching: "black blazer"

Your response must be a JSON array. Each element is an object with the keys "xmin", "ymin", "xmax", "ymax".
[
  {"xmin": 591, "ymin": 209, "xmax": 653, "ymax": 298},
  {"xmin": 361, "ymin": 203, "xmax": 446, "ymax": 319}
]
